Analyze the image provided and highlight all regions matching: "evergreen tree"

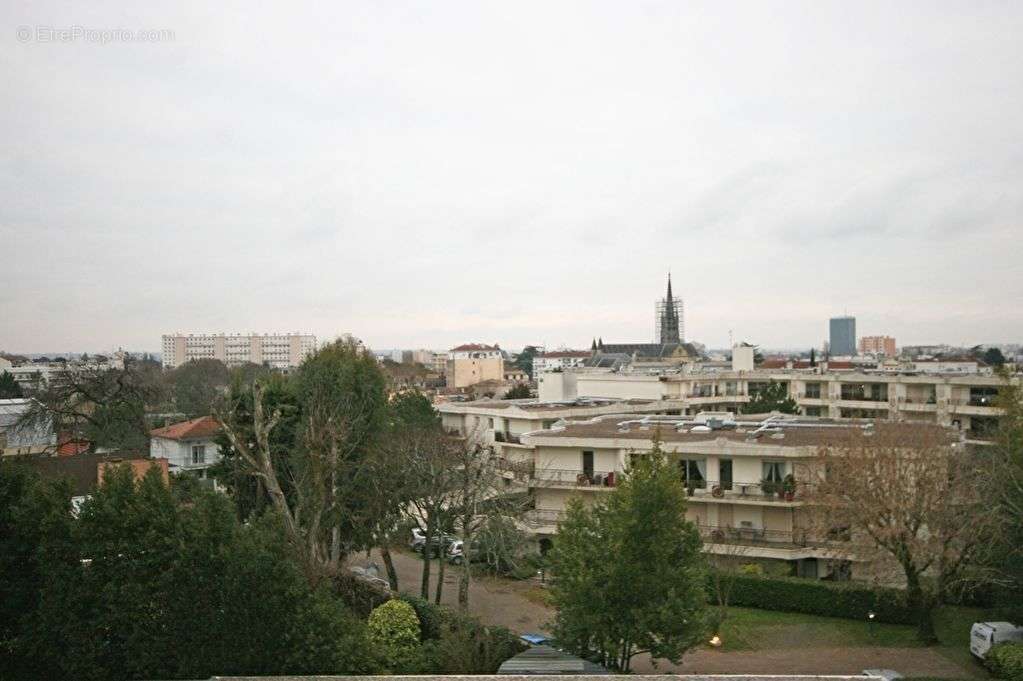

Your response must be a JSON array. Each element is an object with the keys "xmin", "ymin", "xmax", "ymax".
[
  {"xmin": 0, "ymin": 370, "xmax": 23, "ymax": 398},
  {"xmin": 743, "ymin": 380, "xmax": 798, "ymax": 414},
  {"xmin": 549, "ymin": 438, "xmax": 708, "ymax": 671}
]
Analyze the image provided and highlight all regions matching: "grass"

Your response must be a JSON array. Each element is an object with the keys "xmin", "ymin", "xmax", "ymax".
[
  {"xmin": 715, "ymin": 606, "xmax": 922, "ymax": 651},
  {"xmin": 714, "ymin": 604, "xmax": 991, "ymax": 678}
]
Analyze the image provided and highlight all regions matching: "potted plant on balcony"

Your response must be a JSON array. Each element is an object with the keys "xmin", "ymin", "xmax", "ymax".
[
  {"xmin": 782, "ymin": 474, "xmax": 796, "ymax": 501},
  {"xmin": 760, "ymin": 479, "xmax": 777, "ymax": 498}
]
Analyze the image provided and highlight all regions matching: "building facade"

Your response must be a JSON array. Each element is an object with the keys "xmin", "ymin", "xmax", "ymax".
[
  {"xmin": 160, "ymin": 333, "xmax": 316, "ymax": 369},
  {"xmin": 150, "ymin": 416, "xmax": 223, "ymax": 482},
  {"xmin": 537, "ymin": 366, "xmax": 1015, "ymax": 439},
  {"xmin": 859, "ymin": 335, "xmax": 896, "ymax": 356},
  {"xmin": 829, "ymin": 317, "xmax": 857, "ymax": 356},
  {"xmin": 0, "ymin": 398, "xmax": 56, "ymax": 456},
  {"xmin": 532, "ymin": 350, "xmax": 591, "ymax": 375},
  {"xmin": 446, "ymin": 344, "xmax": 504, "ymax": 388}
]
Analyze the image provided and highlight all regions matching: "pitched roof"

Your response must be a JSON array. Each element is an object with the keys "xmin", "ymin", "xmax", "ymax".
[
  {"xmin": 150, "ymin": 416, "xmax": 221, "ymax": 440},
  {"xmin": 450, "ymin": 343, "xmax": 500, "ymax": 352},
  {"xmin": 3, "ymin": 451, "xmax": 150, "ymax": 496}
]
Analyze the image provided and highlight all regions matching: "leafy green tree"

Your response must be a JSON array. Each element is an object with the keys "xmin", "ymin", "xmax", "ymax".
[
  {"xmin": 515, "ymin": 346, "xmax": 539, "ymax": 377},
  {"xmin": 0, "ymin": 370, "xmax": 23, "ymax": 398},
  {"xmin": 0, "ymin": 465, "xmax": 75, "ymax": 677},
  {"xmin": 743, "ymin": 380, "xmax": 798, "ymax": 414},
  {"xmin": 549, "ymin": 438, "xmax": 708, "ymax": 671},
  {"xmin": 166, "ymin": 358, "xmax": 230, "ymax": 416},
  {"xmin": 984, "ymin": 347, "xmax": 1007, "ymax": 367},
  {"xmin": 503, "ymin": 383, "xmax": 532, "ymax": 400},
  {"xmin": 993, "ymin": 369, "xmax": 1023, "ymax": 622},
  {"xmin": 17, "ymin": 464, "xmax": 378, "ymax": 681}
]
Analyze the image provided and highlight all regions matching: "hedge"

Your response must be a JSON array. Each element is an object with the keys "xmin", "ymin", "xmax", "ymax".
[
  {"xmin": 711, "ymin": 572, "xmax": 916, "ymax": 625},
  {"xmin": 987, "ymin": 642, "xmax": 1023, "ymax": 681}
]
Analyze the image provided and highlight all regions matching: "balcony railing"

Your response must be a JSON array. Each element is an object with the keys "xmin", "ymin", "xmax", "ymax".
[
  {"xmin": 685, "ymin": 479, "xmax": 813, "ymax": 502},
  {"xmin": 533, "ymin": 468, "xmax": 619, "ymax": 488},
  {"xmin": 493, "ymin": 431, "xmax": 523, "ymax": 444},
  {"xmin": 697, "ymin": 524, "xmax": 816, "ymax": 547},
  {"xmin": 523, "ymin": 509, "xmax": 565, "ymax": 528}
]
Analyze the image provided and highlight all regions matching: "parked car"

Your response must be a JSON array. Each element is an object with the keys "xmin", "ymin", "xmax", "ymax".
[
  {"xmin": 447, "ymin": 540, "xmax": 484, "ymax": 565},
  {"xmin": 970, "ymin": 622, "xmax": 1023, "ymax": 660},
  {"xmin": 412, "ymin": 531, "xmax": 456, "ymax": 556},
  {"xmin": 409, "ymin": 528, "xmax": 426, "ymax": 551}
]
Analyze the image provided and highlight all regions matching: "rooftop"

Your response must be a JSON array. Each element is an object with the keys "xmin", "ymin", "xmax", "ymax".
[
  {"xmin": 523, "ymin": 414, "xmax": 953, "ymax": 448},
  {"xmin": 451, "ymin": 343, "xmax": 501, "ymax": 352},
  {"xmin": 150, "ymin": 416, "xmax": 221, "ymax": 440}
]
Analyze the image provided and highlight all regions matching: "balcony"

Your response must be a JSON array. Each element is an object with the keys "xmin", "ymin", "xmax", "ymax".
[
  {"xmin": 533, "ymin": 468, "xmax": 618, "ymax": 489},
  {"xmin": 685, "ymin": 479, "xmax": 812, "ymax": 506},
  {"xmin": 523, "ymin": 509, "xmax": 565, "ymax": 530},
  {"xmin": 493, "ymin": 431, "xmax": 523, "ymax": 445}
]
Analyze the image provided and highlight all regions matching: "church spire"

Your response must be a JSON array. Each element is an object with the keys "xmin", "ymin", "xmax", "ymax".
[{"xmin": 666, "ymin": 272, "xmax": 673, "ymax": 302}]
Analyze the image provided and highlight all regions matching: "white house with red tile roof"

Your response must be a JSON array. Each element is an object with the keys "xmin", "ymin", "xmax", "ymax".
[
  {"xmin": 150, "ymin": 416, "xmax": 223, "ymax": 479},
  {"xmin": 532, "ymin": 350, "xmax": 591, "ymax": 376}
]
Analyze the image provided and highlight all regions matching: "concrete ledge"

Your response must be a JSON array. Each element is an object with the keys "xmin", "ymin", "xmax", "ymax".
[{"xmin": 209, "ymin": 675, "xmax": 880, "ymax": 681}]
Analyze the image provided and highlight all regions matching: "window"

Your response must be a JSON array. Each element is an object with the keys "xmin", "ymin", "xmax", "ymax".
[
  {"xmin": 804, "ymin": 382, "xmax": 821, "ymax": 399},
  {"xmin": 191, "ymin": 444, "xmax": 206, "ymax": 465},
  {"xmin": 762, "ymin": 461, "xmax": 786, "ymax": 482},
  {"xmin": 719, "ymin": 459, "xmax": 733, "ymax": 490},
  {"xmin": 679, "ymin": 458, "xmax": 707, "ymax": 488},
  {"xmin": 582, "ymin": 451, "xmax": 594, "ymax": 478}
]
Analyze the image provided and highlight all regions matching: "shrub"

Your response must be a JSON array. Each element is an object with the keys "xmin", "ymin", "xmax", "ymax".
[
  {"xmin": 738, "ymin": 563, "xmax": 765, "ymax": 576},
  {"xmin": 987, "ymin": 642, "xmax": 1023, "ymax": 681},
  {"xmin": 710, "ymin": 571, "xmax": 915, "ymax": 625},
  {"xmin": 368, "ymin": 600, "xmax": 421, "ymax": 671}
]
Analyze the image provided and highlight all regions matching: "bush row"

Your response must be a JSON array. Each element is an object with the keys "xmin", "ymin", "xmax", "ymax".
[
  {"xmin": 987, "ymin": 642, "xmax": 1023, "ymax": 681},
  {"xmin": 710, "ymin": 572, "xmax": 917, "ymax": 625}
]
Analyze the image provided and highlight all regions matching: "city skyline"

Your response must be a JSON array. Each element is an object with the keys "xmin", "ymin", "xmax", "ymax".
[{"xmin": 2, "ymin": 2, "xmax": 1022, "ymax": 353}]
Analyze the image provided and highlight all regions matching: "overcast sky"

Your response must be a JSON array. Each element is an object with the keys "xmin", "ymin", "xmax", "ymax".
[{"xmin": 2, "ymin": 1, "xmax": 1021, "ymax": 354}]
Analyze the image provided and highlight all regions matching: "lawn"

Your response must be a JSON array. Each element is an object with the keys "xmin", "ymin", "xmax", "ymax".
[
  {"xmin": 715, "ymin": 606, "xmax": 922, "ymax": 651},
  {"xmin": 714, "ymin": 604, "xmax": 990, "ymax": 677}
]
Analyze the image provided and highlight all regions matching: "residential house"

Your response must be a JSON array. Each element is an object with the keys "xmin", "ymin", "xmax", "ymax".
[{"xmin": 150, "ymin": 416, "xmax": 223, "ymax": 483}]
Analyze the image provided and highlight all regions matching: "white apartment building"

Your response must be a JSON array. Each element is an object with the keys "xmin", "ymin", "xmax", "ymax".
[
  {"xmin": 161, "ymin": 333, "xmax": 316, "ymax": 369},
  {"xmin": 537, "ymin": 366, "xmax": 1016, "ymax": 439},
  {"xmin": 532, "ymin": 350, "xmax": 591, "ymax": 375},
  {"xmin": 437, "ymin": 395, "xmax": 915, "ymax": 579},
  {"xmin": 519, "ymin": 413, "xmax": 904, "ymax": 580}
]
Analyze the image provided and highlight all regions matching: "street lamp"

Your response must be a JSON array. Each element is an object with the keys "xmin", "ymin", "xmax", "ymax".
[{"xmin": 867, "ymin": 610, "xmax": 876, "ymax": 636}]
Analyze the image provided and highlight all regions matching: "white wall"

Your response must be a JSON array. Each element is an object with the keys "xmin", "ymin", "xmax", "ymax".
[{"xmin": 575, "ymin": 374, "xmax": 663, "ymax": 400}]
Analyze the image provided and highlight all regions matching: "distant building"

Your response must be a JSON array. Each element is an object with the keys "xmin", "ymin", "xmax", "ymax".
[
  {"xmin": 504, "ymin": 366, "xmax": 529, "ymax": 383},
  {"xmin": 0, "ymin": 398, "xmax": 56, "ymax": 456},
  {"xmin": 859, "ymin": 335, "xmax": 896, "ymax": 356},
  {"xmin": 161, "ymin": 333, "xmax": 316, "ymax": 369},
  {"xmin": 532, "ymin": 350, "xmax": 590, "ymax": 375},
  {"xmin": 829, "ymin": 316, "xmax": 856, "ymax": 356},
  {"xmin": 150, "ymin": 416, "xmax": 223, "ymax": 482},
  {"xmin": 447, "ymin": 344, "xmax": 504, "ymax": 388}
]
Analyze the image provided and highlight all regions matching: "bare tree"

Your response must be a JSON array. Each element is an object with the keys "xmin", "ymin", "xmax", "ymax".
[
  {"xmin": 705, "ymin": 539, "xmax": 752, "ymax": 631},
  {"xmin": 449, "ymin": 437, "xmax": 530, "ymax": 611},
  {"xmin": 810, "ymin": 422, "xmax": 1001, "ymax": 642}
]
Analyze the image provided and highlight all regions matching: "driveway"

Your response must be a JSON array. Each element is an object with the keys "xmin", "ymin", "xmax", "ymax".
[{"xmin": 361, "ymin": 549, "xmax": 983, "ymax": 678}]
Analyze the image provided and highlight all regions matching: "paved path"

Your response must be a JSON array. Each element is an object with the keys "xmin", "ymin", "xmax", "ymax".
[{"xmin": 360, "ymin": 550, "xmax": 983, "ymax": 678}]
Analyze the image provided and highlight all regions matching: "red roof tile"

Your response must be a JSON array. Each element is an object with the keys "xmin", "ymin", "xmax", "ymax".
[
  {"xmin": 150, "ymin": 416, "xmax": 221, "ymax": 441},
  {"xmin": 450, "ymin": 343, "xmax": 500, "ymax": 352}
]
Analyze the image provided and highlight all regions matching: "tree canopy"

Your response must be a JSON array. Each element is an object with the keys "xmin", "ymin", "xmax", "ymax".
[
  {"xmin": 743, "ymin": 380, "xmax": 798, "ymax": 414},
  {"xmin": 548, "ymin": 438, "xmax": 708, "ymax": 671},
  {"xmin": 0, "ymin": 370, "xmax": 23, "ymax": 398}
]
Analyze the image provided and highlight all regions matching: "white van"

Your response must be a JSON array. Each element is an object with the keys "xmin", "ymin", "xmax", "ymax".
[{"xmin": 970, "ymin": 621, "xmax": 1023, "ymax": 659}]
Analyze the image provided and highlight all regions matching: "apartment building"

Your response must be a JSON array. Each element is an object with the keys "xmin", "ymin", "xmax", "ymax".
[
  {"xmin": 0, "ymin": 398, "xmax": 56, "ymax": 456},
  {"xmin": 518, "ymin": 413, "xmax": 911, "ymax": 580},
  {"xmin": 532, "ymin": 350, "xmax": 591, "ymax": 375},
  {"xmin": 859, "ymin": 336, "xmax": 896, "ymax": 356},
  {"xmin": 538, "ymin": 366, "xmax": 1015, "ymax": 439},
  {"xmin": 161, "ymin": 333, "xmax": 316, "ymax": 369},
  {"xmin": 446, "ymin": 344, "xmax": 504, "ymax": 388}
]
